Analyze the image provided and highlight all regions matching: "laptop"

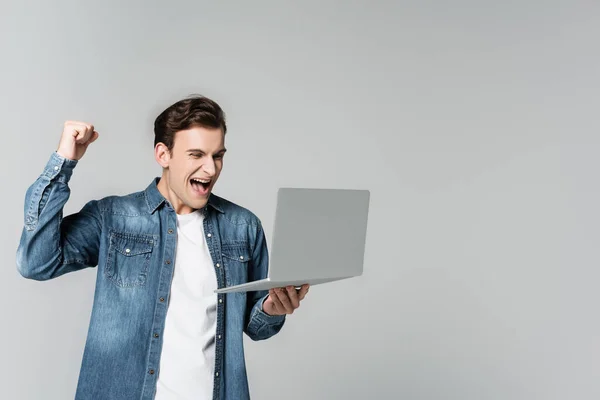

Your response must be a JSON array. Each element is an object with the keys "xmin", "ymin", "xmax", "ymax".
[{"xmin": 214, "ymin": 188, "xmax": 370, "ymax": 293}]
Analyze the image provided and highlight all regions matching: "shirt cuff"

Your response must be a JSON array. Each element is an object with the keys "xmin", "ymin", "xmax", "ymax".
[
  {"xmin": 254, "ymin": 294, "xmax": 285, "ymax": 325},
  {"xmin": 44, "ymin": 152, "xmax": 78, "ymax": 183}
]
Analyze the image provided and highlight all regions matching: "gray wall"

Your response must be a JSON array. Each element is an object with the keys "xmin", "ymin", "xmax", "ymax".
[{"xmin": 2, "ymin": 1, "xmax": 599, "ymax": 399}]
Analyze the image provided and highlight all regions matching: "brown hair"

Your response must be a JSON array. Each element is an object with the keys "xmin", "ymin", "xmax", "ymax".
[{"xmin": 154, "ymin": 95, "xmax": 227, "ymax": 151}]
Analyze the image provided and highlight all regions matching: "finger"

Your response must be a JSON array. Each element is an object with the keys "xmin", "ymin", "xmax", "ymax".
[
  {"xmin": 65, "ymin": 120, "xmax": 91, "ymax": 126},
  {"xmin": 72, "ymin": 124, "xmax": 91, "ymax": 143},
  {"xmin": 65, "ymin": 121, "xmax": 84, "ymax": 132},
  {"xmin": 82, "ymin": 124, "xmax": 94, "ymax": 142},
  {"xmin": 88, "ymin": 131, "xmax": 100, "ymax": 144},
  {"xmin": 70, "ymin": 124, "xmax": 85, "ymax": 139},
  {"xmin": 275, "ymin": 287, "xmax": 294, "ymax": 314},
  {"xmin": 298, "ymin": 284, "xmax": 310, "ymax": 301},
  {"xmin": 268, "ymin": 289, "xmax": 284, "ymax": 314},
  {"xmin": 285, "ymin": 286, "xmax": 300, "ymax": 308},
  {"xmin": 72, "ymin": 123, "xmax": 94, "ymax": 143}
]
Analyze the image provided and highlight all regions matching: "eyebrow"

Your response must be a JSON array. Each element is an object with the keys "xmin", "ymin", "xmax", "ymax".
[{"xmin": 186, "ymin": 148, "xmax": 227, "ymax": 154}]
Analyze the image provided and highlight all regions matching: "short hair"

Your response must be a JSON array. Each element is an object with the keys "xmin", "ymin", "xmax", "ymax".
[{"xmin": 154, "ymin": 95, "xmax": 227, "ymax": 151}]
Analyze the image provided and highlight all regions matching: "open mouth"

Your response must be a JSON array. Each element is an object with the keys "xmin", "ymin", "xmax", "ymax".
[{"xmin": 190, "ymin": 177, "xmax": 211, "ymax": 195}]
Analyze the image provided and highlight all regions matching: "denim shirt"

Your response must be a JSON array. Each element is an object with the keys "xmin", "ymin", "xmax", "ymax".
[{"xmin": 16, "ymin": 152, "xmax": 286, "ymax": 400}]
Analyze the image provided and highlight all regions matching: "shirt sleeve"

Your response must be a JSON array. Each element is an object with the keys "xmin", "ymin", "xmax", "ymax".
[
  {"xmin": 244, "ymin": 220, "xmax": 286, "ymax": 340},
  {"xmin": 16, "ymin": 152, "xmax": 102, "ymax": 280}
]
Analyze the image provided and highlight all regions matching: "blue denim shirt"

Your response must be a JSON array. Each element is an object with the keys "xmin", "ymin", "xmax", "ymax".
[{"xmin": 16, "ymin": 152, "xmax": 286, "ymax": 400}]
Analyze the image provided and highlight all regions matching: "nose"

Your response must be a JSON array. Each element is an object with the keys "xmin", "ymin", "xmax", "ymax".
[{"xmin": 202, "ymin": 157, "xmax": 216, "ymax": 176}]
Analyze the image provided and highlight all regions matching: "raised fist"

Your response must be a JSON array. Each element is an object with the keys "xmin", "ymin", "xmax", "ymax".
[{"xmin": 56, "ymin": 121, "xmax": 99, "ymax": 161}]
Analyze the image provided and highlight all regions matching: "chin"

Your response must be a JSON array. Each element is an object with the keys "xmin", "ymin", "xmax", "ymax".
[{"xmin": 192, "ymin": 198, "xmax": 209, "ymax": 209}]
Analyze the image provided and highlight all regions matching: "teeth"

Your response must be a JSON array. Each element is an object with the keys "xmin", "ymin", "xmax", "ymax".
[{"xmin": 191, "ymin": 178, "xmax": 210, "ymax": 184}]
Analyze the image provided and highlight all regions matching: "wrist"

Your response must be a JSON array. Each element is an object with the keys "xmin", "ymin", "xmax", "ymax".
[
  {"xmin": 262, "ymin": 296, "xmax": 279, "ymax": 316},
  {"xmin": 56, "ymin": 149, "xmax": 78, "ymax": 161}
]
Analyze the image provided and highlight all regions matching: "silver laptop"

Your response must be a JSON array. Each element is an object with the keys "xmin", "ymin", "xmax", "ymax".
[{"xmin": 214, "ymin": 188, "xmax": 370, "ymax": 293}]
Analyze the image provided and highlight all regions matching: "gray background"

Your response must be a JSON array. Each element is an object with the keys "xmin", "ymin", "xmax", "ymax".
[{"xmin": 2, "ymin": 1, "xmax": 599, "ymax": 399}]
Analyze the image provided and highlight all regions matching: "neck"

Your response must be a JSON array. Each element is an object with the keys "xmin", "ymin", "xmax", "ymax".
[{"xmin": 156, "ymin": 174, "xmax": 197, "ymax": 215}]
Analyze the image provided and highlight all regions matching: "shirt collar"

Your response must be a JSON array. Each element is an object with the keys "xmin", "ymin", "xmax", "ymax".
[{"xmin": 144, "ymin": 177, "xmax": 224, "ymax": 214}]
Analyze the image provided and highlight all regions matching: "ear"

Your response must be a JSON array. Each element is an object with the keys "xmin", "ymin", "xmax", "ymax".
[{"xmin": 154, "ymin": 143, "xmax": 171, "ymax": 168}]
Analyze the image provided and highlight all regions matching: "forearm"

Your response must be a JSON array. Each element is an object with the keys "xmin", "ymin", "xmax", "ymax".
[{"xmin": 16, "ymin": 152, "xmax": 96, "ymax": 280}]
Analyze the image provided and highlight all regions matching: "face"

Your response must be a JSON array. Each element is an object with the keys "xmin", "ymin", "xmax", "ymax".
[{"xmin": 155, "ymin": 126, "xmax": 226, "ymax": 214}]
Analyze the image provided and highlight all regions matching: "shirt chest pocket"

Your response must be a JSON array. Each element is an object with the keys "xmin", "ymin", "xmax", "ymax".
[
  {"xmin": 105, "ymin": 232, "xmax": 155, "ymax": 288},
  {"xmin": 221, "ymin": 243, "xmax": 250, "ymax": 287}
]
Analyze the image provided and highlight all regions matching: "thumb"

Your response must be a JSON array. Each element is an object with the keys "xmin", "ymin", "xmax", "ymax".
[{"xmin": 88, "ymin": 131, "xmax": 99, "ymax": 144}]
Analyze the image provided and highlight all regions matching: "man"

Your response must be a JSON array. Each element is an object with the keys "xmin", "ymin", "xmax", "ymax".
[{"xmin": 16, "ymin": 95, "xmax": 309, "ymax": 400}]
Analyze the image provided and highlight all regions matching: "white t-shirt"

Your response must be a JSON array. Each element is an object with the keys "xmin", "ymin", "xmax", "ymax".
[{"xmin": 155, "ymin": 210, "xmax": 218, "ymax": 400}]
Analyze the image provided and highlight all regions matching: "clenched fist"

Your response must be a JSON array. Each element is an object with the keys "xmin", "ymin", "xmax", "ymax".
[{"xmin": 56, "ymin": 121, "xmax": 99, "ymax": 161}]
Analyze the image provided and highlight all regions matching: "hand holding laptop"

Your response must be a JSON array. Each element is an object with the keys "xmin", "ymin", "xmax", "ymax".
[{"xmin": 263, "ymin": 284, "xmax": 310, "ymax": 316}]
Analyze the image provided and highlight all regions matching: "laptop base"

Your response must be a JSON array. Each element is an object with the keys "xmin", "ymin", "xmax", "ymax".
[{"xmin": 214, "ymin": 276, "xmax": 354, "ymax": 294}]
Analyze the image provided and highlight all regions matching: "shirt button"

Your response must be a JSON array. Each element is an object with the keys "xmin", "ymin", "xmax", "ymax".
[
  {"xmin": 165, "ymin": 260, "xmax": 171, "ymax": 265},
  {"xmin": 125, "ymin": 249, "xmax": 131, "ymax": 254},
  {"xmin": 154, "ymin": 333, "xmax": 159, "ymax": 338},
  {"xmin": 207, "ymin": 233, "xmax": 212, "ymax": 238},
  {"xmin": 159, "ymin": 297, "xmax": 165, "ymax": 302},
  {"xmin": 215, "ymin": 372, "xmax": 219, "ymax": 377},
  {"xmin": 216, "ymin": 263, "xmax": 220, "ymax": 268},
  {"xmin": 167, "ymin": 229, "xmax": 173, "ymax": 234},
  {"xmin": 218, "ymin": 335, "xmax": 222, "ymax": 339},
  {"xmin": 239, "ymin": 256, "xmax": 244, "ymax": 260},
  {"xmin": 149, "ymin": 369, "xmax": 155, "ymax": 375},
  {"xmin": 219, "ymin": 299, "xmax": 222, "ymax": 303},
  {"xmin": 54, "ymin": 166, "xmax": 59, "ymax": 171}
]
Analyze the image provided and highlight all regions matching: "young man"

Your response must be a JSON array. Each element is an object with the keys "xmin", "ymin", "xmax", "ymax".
[{"xmin": 16, "ymin": 95, "xmax": 309, "ymax": 400}]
